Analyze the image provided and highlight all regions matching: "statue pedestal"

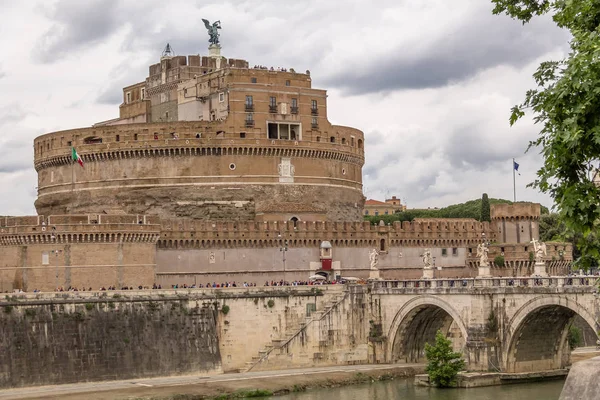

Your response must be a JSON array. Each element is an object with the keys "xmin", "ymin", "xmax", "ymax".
[
  {"xmin": 369, "ymin": 268, "xmax": 381, "ymax": 281},
  {"xmin": 532, "ymin": 261, "xmax": 548, "ymax": 277},
  {"xmin": 422, "ymin": 268, "xmax": 434, "ymax": 279},
  {"xmin": 208, "ymin": 44, "xmax": 222, "ymax": 57},
  {"xmin": 478, "ymin": 264, "xmax": 491, "ymax": 278}
]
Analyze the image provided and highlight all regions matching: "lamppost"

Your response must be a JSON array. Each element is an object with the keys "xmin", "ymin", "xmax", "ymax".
[{"xmin": 278, "ymin": 234, "xmax": 288, "ymax": 283}]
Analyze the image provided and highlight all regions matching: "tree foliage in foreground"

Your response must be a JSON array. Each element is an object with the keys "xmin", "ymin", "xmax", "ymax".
[
  {"xmin": 491, "ymin": 0, "xmax": 600, "ymax": 269},
  {"xmin": 424, "ymin": 330, "xmax": 466, "ymax": 388}
]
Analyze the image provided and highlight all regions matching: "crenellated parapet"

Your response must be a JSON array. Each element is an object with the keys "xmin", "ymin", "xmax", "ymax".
[
  {"xmin": 0, "ymin": 214, "xmax": 161, "ymax": 246},
  {"xmin": 157, "ymin": 218, "xmax": 494, "ymax": 249}
]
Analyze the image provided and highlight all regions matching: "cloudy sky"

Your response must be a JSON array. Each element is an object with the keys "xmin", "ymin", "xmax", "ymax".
[{"xmin": 0, "ymin": 0, "xmax": 570, "ymax": 215}]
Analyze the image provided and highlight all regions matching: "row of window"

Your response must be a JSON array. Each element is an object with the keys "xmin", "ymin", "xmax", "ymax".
[
  {"xmin": 250, "ymin": 78, "xmax": 292, "ymax": 86},
  {"xmin": 245, "ymin": 113, "xmax": 318, "ymax": 128},
  {"xmin": 441, "ymin": 248, "xmax": 460, "ymax": 256},
  {"xmin": 364, "ymin": 210, "xmax": 390, "ymax": 216},
  {"xmin": 245, "ymin": 96, "xmax": 317, "ymax": 114}
]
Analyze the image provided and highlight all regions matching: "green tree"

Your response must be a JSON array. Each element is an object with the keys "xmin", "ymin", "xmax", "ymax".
[
  {"xmin": 491, "ymin": 0, "xmax": 600, "ymax": 269},
  {"xmin": 481, "ymin": 193, "xmax": 491, "ymax": 222},
  {"xmin": 424, "ymin": 330, "xmax": 466, "ymax": 387},
  {"xmin": 567, "ymin": 324, "xmax": 582, "ymax": 350}
]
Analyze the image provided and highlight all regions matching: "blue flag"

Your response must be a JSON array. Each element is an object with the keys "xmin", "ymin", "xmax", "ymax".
[{"xmin": 513, "ymin": 160, "xmax": 520, "ymax": 175}]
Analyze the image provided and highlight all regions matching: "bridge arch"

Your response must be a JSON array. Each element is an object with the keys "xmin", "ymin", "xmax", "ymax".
[
  {"xmin": 504, "ymin": 296, "xmax": 598, "ymax": 373},
  {"xmin": 387, "ymin": 296, "xmax": 468, "ymax": 364}
]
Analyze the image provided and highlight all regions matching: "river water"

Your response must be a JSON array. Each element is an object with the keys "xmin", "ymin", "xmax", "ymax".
[{"xmin": 276, "ymin": 378, "xmax": 565, "ymax": 400}]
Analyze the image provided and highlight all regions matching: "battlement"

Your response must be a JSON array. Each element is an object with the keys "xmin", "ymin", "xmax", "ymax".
[
  {"xmin": 491, "ymin": 203, "xmax": 541, "ymax": 220},
  {"xmin": 33, "ymin": 121, "xmax": 365, "ymax": 165}
]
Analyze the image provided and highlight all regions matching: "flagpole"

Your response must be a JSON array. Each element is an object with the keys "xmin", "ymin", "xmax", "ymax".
[
  {"xmin": 513, "ymin": 158, "xmax": 516, "ymax": 202},
  {"xmin": 71, "ymin": 153, "xmax": 74, "ymax": 193}
]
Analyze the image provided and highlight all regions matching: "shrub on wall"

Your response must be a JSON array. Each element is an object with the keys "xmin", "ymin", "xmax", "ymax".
[
  {"xmin": 267, "ymin": 299, "xmax": 275, "ymax": 308},
  {"xmin": 221, "ymin": 304, "xmax": 230, "ymax": 315}
]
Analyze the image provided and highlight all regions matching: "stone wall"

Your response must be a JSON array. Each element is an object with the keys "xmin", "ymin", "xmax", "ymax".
[{"xmin": 0, "ymin": 293, "xmax": 222, "ymax": 388}]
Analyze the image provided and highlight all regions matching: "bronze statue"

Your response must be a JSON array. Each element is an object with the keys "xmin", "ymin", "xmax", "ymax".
[{"xmin": 202, "ymin": 19, "xmax": 222, "ymax": 46}]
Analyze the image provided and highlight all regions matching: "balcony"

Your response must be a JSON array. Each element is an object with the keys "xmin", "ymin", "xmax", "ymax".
[
  {"xmin": 291, "ymin": 106, "xmax": 299, "ymax": 114},
  {"xmin": 311, "ymin": 123, "xmax": 319, "ymax": 129},
  {"xmin": 311, "ymin": 108, "xmax": 319, "ymax": 116},
  {"xmin": 245, "ymin": 104, "xmax": 254, "ymax": 112},
  {"xmin": 269, "ymin": 105, "xmax": 277, "ymax": 113},
  {"xmin": 245, "ymin": 120, "xmax": 255, "ymax": 128}
]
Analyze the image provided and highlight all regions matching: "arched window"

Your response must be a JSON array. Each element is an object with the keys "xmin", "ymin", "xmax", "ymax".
[
  {"xmin": 380, "ymin": 238, "xmax": 386, "ymax": 252},
  {"xmin": 290, "ymin": 217, "xmax": 299, "ymax": 227}
]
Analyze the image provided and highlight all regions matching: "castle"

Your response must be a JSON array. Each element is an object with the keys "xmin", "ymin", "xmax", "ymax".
[{"xmin": 0, "ymin": 41, "xmax": 572, "ymax": 292}]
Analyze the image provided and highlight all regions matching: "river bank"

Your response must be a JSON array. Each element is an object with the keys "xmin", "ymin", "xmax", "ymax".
[{"xmin": 0, "ymin": 364, "xmax": 425, "ymax": 400}]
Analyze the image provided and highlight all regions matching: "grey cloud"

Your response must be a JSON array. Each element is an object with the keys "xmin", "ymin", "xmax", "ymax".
[
  {"xmin": 325, "ymin": 9, "xmax": 569, "ymax": 94},
  {"xmin": 33, "ymin": 0, "xmax": 123, "ymax": 63},
  {"xmin": 0, "ymin": 104, "xmax": 29, "ymax": 127}
]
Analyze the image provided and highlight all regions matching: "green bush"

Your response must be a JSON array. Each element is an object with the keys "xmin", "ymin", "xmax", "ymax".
[
  {"xmin": 3, "ymin": 305, "xmax": 13, "ymax": 314},
  {"xmin": 221, "ymin": 304, "xmax": 230, "ymax": 315},
  {"xmin": 424, "ymin": 330, "xmax": 465, "ymax": 387},
  {"xmin": 568, "ymin": 325, "xmax": 582, "ymax": 350},
  {"xmin": 267, "ymin": 299, "xmax": 275, "ymax": 308},
  {"xmin": 24, "ymin": 308, "xmax": 36, "ymax": 318},
  {"xmin": 85, "ymin": 303, "xmax": 94, "ymax": 311},
  {"xmin": 494, "ymin": 255, "xmax": 505, "ymax": 267}
]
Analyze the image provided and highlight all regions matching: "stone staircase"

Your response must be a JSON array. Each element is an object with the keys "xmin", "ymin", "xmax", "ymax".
[{"xmin": 242, "ymin": 290, "xmax": 348, "ymax": 372}]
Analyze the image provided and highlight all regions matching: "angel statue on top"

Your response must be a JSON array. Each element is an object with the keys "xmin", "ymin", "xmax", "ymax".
[{"xmin": 202, "ymin": 19, "xmax": 222, "ymax": 46}]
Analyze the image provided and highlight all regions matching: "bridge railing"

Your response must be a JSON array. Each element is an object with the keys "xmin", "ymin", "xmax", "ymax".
[{"xmin": 373, "ymin": 276, "xmax": 600, "ymax": 290}]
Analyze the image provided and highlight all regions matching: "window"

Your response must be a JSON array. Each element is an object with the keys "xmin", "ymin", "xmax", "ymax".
[
  {"xmin": 116, "ymin": 135, "xmax": 120, "ymax": 142},
  {"xmin": 316, "ymin": 136, "xmax": 320, "ymax": 142},
  {"xmin": 240, "ymin": 132, "xmax": 246, "ymax": 138},
  {"xmin": 311, "ymin": 100, "xmax": 318, "ymax": 115},
  {"xmin": 219, "ymin": 92, "xmax": 225, "ymax": 102},
  {"xmin": 251, "ymin": 77, "xmax": 257, "ymax": 83},
  {"xmin": 452, "ymin": 248, "xmax": 458, "ymax": 256},
  {"xmin": 269, "ymin": 96, "xmax": 277, "ymax": 113},
  {"xmin": 375, "ymin": 211, "xmax": 379, "ymax": 216},
  {"xmin": 291, "ymin": 98, "xmax": 298, "ymax": 114},
  {"xmin": 351, "ymin": 137, "xmax": 355, "ymax": 146},
  {"xmin": 67, "ymin": 141, "xmax": 72, "ymax": 146},
  {"xmin": 285, "ymin": 80, "xmax": 290, "ymax": 86},
  {"xmin": 246, "ymin": 113, "xmax": 254, "ymax": 127},
  {"xmin": 245, "ymin": 95, "xmax": 253, "ymax": 111},
  {"xmin": 501, "ymin": 247, "xmax": 505, "ymax": 252},
  {"xmin": 134, "ymin": 134, "xmax": 138, "ymax": 141},
  {"xmin": 442, "ymin": 248, "xmax": 448, "ymax": 256},
  {"xmin": 126, "ymin": 92, "xmax": 131, "ymax": 104},
  {"xmin": 312, "ymin": 117, "xmax": 318, "ymax": 128},
  {"xmin": 330, "ymin": 136, "xmax": 335, "ymax": 143},
  {"xmin": 267, "ymin": 122, "xmax": 301, "ymax": 140},
  {"xmin": 384, "ymin": 211, "xmax": 388, "ymax": 215},
  {"xmin": 365, "ymin": 210, "xmax": 369, "ymax": 215},
  {"xmin": 341, "ymin": 138, "xmax": 346, "ymax": 145},
  {"xmin": 140, "ymin": 88, "xmax": 145, "ymax": 99}
]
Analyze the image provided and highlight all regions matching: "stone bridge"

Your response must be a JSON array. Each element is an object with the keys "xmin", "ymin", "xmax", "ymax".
[{"xmin": 367, "ymin": 276, "xmax": 600, "ymax": 373}]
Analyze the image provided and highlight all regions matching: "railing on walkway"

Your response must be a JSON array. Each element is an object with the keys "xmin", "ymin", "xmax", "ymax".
[{"xmin": 373, "ymin": 276, "xmax": 600, "ymax": 290}]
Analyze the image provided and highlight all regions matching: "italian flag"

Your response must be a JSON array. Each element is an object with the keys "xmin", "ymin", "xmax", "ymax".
[{"xmin": 71, "ymin": 147, "xmax": 84, "ymax": 168}]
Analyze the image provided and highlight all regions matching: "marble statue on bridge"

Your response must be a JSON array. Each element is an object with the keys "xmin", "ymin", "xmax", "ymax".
[
  {"xmin": 477, "ymin": 242, "xmax": 489, "ymax": 267},
  {"xmin": 531, "ymin": 238, "xmax": 547, "ymax": 263},
  {"xmin": 369, "ymin": 248, "xmax": 379, "ymax": 270}
]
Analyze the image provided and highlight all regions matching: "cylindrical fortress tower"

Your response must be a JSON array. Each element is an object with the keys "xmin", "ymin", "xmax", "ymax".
[{"xmin": 34, "ymin": 122, "xmax": 364, "ymax": 221}]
